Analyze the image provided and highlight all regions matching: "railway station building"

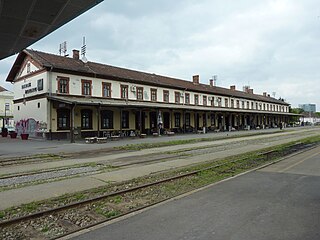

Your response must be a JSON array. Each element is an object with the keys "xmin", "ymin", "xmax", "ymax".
[{"xmin": 6, "ymin": 49, "xmax": 294, "ymax": 140}]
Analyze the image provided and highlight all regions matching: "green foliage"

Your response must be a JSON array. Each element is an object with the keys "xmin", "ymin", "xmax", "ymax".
[{"xmin": 290, "ymin": 108, "xmax": 304, "ymax": 114}]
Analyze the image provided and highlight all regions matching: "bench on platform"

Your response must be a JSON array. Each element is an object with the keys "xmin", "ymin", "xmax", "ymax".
[
  {"xmin": 167, "ymin": 131, "xmax": 175, "ymax": 136},
  {"xmin": 111, "ymin": 135, "xmax": 120, "ymax": 141},
  {"xmin": 97, "ymin": 137, "xmax": 108, "ymax": 143},
  {"xmin": 85, "ymin": 137, "xmax": 97, "ymax": 143}
]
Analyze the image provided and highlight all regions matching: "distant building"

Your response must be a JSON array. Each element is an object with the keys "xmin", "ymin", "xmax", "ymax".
[
  {"xmin": 0, "ymin": 86, "xmax": 14, "ymax": 128},
  {"xmin": 300, "ymin": 112, "xmax": 320, "ymax": 125},
  {"xmin": 298, "ymin": 104, "xmax": 316, "ymax": 113}
]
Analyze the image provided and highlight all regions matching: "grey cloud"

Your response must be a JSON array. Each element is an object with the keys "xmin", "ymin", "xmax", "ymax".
[{"xmin": 1, "ymin": 0, "xmax": 319, "ymax": 109}]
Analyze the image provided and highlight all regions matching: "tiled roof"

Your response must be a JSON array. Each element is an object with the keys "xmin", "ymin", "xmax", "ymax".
[{"xmin": 18, "ymin": 50, "xmax": 290, "ymax": 105}]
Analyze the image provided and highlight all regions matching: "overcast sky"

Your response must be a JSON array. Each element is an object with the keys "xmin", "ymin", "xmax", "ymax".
[{"xmin": 1, "ymin": 0, "xmax": 319, "ymax": 110}]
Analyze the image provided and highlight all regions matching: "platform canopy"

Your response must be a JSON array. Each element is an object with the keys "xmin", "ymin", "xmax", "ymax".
[{"xmin": 0, "ymin": 0, "xmax": 103, "ymax": 60}]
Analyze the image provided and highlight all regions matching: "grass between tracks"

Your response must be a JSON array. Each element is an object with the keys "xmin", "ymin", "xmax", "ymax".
[
  {"xmin": 1, "ymin": 135, "xmax": 320, "ymax": 239},
  {"xmin": 115, "ymin": 130, "xmax": 284, "ymax": 151}
]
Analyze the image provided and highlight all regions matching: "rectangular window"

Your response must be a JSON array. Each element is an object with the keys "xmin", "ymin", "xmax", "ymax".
[
  {"xmin": 203, "ymin": 96, "xmax": 207, "ymax": 106},
  {"xmin": 121, "ymin": 85, "xmax": 128, "ymax": 99},
  {"xmin": 81, "ymin": 109, "xmax": 92, "ymax": 129},
  {"xmin": 27, "ymin": 63, "xmax": 31, "ymax": 73},
  {"xmin": 57, "ymin": 77, "xmax": 69, "ymax": 94},
  {"xmin": 102, "ymin": 82, "xmax": 111, "ymax": 98},
  {"xmin": 175, "ymin": 92, "xmax": 180, "ymax": 104},
  {"xmin": 174, "ymin": 112, "xmax": 181, "ymax": 127},
  {"xmin": 256, "ymin": 103, "xmax": 258, "ymax": 110},
  {"xmin": 231, "ymin": 99, "xmax": 234, "ymax": 108},
  {"xmin": 151, "ymin": 88, "xmax": 157, "ymax": 102},
  {"xmin": 242, "ymin": 101, "xmax": 245, "ymax": 109},
  {"xmin": 185, "ymin": 113, "xmax": 190, "ymax": 127},
  {"xmin": 251, "ymin": 102, "xmax": 254, "ymax": 109},
  {"xmin": 236, "ymin": 100, "xmax": 240, "ymax": 108},
  {"xmin": 121, "ymin": 111, "xmax": 129, "ymax": 128},
  {"xmin": 224, "ymin": 98, "xmax": 228, "ymax": 108},
  {"xmin": 263, "ymin": 104, "xmax": 266, "ymax": 111},
  {"xmin": 163, "ymin": 90, "xmax": 169, "ymax": 103},
  {"xmin": 81, "ymin": 80, "xmax": 92, "ymax": 96},
  {"xmin": 37, "ymin": 79, "xmax": 43, "ymax": 91},
  {"xmin": 57, "ymin": 109, "xmax": 70, "ymax": 130},
  {"xmin": 101, "ymin": 110, "xmax": 113, "ymax": 129},
  {"xmin": 247, "ymin": 101, "xmax": 250, "ymax": 109},
  {"xmin": 194, "ymin": 94, "xmax": 199, "ymax": 105},
  {"xmin": 210, "ymin": 97, "xmax": 214, "ymax": 106},
  {"xmin": 218, "ymin": 97, "xmax": 222, "ymax": 107},
  {"xmin": 137, "ymin": 87, "xmax": 143, "ymax": 100},
  {"xmin": 185, "ymin": 93, "xmax": 190, "ymax": 104},
  {"xmin": 210, "ymin": 113, "xmax": 215, "ymax": 126}
]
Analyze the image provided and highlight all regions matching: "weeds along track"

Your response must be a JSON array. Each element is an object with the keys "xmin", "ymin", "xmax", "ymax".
[{"xmin": 0, "ymin": 141, "xmax": 317, "ymax": 240}]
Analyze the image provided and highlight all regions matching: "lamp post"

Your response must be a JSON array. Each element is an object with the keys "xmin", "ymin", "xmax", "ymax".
[{"xmin": 3, "ymin": 103, "xmax": 9, "ymax": 128}]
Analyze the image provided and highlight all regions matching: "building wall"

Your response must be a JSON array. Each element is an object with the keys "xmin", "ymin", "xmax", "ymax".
[
  {"xmin": 0, "ymin": 90, "xmax": 14, "ymax": 128},
  {"xmin": 49, "ymin": 72, "xmax": 289, "ymax": 113},
  {"xmin": 14, "ymin": 98, "xmax": 48, "ymax": 123},
  {"xmin": 298, "ymin": 104, "xmax": 316, "ymax": 113},
  {"xmin": 13, "ymin": 72, "xmax": 47, "ymax": 100}
]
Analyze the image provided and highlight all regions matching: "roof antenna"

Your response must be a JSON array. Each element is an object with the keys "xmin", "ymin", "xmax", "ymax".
[
  {"xmin": 59, "ymin": 41, "xmax": 68, "ymax": 56},
  {"xmin": 81, "ymin": 36, "xmax": 87, "ymax": 63},
  {"xmin": 213, "ymin": 75, "xmax": 218, "ymax": 86}
]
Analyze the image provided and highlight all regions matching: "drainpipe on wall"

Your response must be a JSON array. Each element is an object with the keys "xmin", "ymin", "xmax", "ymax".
[
  {"xmin": 70, "ymin": 103, "xmax": 76, "ymax": 143},
  {"xmin": 97, "ymin": 104, "xmax": 101, "ymax": 137},
  {"xmin": 48, "ymin": 66, "xmax": 53, "ymax": 140}
]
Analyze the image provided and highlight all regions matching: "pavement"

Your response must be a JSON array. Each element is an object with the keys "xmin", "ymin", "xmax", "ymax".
[
  {"xmin": 0, "ymin": 127, "xmax": 306, "ymax": 159},
  {"xmin": 69, "ymin": 145, "xmax": 320, "ymax": 240},
  {"xmin": 0, "ymin": 127, "xmax": 319, "ymax": 210}
]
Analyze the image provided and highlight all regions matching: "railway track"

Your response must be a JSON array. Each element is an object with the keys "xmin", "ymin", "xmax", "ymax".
[{"xmin": 0, "ymin": 142, "xmax": 316, "ymax": 240}]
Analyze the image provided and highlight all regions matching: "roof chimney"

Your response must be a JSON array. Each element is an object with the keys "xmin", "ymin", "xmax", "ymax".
[
  {"xmin": 72, "ymin": 49, "xmax": 79, "ymax": 60},
  {"xmin": 193, "ymin": 75, "xmax": 199, "ymax": 85},
  {"xmin": 249, "ymin": 89, "xmax": 253, "ymax": 94},
  {"xmin": 209, "ymin": 79, "xmax": 213, "ymax": 87},
  {"xmin": 263, "ymin": 92, "xmax": 267, "ymax": 97},
  {"xmin": 230, "ymin": 85, "xmax": 236, "ymax": 91}
]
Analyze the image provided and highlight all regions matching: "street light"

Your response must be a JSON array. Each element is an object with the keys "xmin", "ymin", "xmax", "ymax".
[{"xmin": 2, "ymin": 103, "xmax": 9, "ymax": 132}]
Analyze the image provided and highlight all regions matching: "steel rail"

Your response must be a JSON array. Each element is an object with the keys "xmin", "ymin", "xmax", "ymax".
[{"xmin": 0, "ymin": 142, "xmax": 317, "ymax": 239}]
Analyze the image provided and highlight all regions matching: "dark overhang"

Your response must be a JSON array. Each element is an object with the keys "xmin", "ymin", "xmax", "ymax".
[{"xmin": 0, "ymin": 0, "xmax": 103, "ymax": 60}]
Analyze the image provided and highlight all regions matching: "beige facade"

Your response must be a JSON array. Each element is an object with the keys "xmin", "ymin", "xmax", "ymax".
[
  {"xmin": 6, "ymin": 50, "xmax": 294, "ymax": 140},
  {"xmin": 0, "ymin": 87, "xmax": 14, "ymax": 128}
]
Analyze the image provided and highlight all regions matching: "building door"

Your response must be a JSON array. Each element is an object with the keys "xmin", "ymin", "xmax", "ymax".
[
  {"xmin": 195, "ymin": 113, "xmax": 200, "ymax": 130},
  {"xmin": 135, "ymin": 111, "xmax": 146, "ymax": 133},
  {"xmin": 202, "ymin": 113, "xmax": 207, "ymax": 128},
  {"xmin": 163, "ymin": 112, "xmax": 170, "ymax": 129},
  {"xmin": 150, "ymin": 112, "xmax": 157, "ymax": 132}
]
